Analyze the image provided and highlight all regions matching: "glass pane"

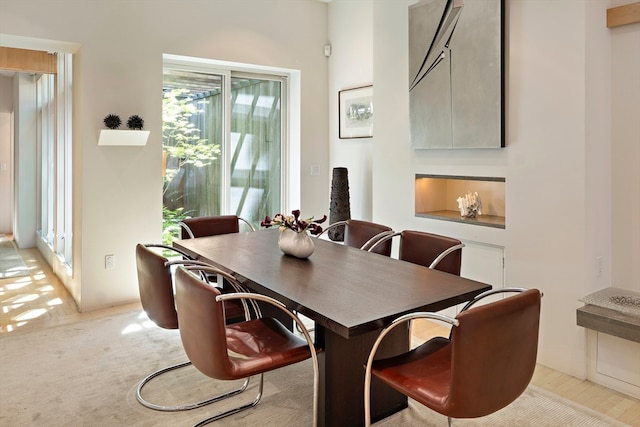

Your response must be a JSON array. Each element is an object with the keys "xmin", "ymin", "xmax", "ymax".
[
  {"xmin": 58, "ymin": 53, "xmax": 73, "ymax": 266},
  {"xmin": 36, "ymin": 73, "xmax": 55, "ymax": 246},
  {"xmin": 230, "ymin": 78, "xmax": 281, "ymax": 226},
  {"xmin": 162, "ymin": 70, "xmax": 224, "ymax": 244}
]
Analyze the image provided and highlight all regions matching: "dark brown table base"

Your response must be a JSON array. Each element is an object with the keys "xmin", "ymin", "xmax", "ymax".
[{"xmin": 315, "ymin": 324, "xmax": 409, "ymax": 427}]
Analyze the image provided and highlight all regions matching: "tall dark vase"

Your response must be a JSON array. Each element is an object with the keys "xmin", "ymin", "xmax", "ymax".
[{"xmin": 328, "ymin": 167, "xmax": 351, "ymax": 241}]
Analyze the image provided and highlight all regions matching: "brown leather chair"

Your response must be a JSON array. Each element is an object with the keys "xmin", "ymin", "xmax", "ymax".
[
  {"xmin": 174, "ymin": 265, "xmax": 320, "ymax": 426},
  {"xmin": 318, "ymin": 219, "xmax": 394, "ymax": 256},
  {"xmin": 179, "ymin": 215, "xmax": 255, "ymax": 239},
  {"xmin": 135, "ymin": 243, "xmax": 248, "ymax": 412},
  {"xmin": 364, "ymin": 288, "xmax": 542, "ymax": 426},
  {"xmin": 370, "ymin": 230, "xmax": 464, "ymax": 275}
]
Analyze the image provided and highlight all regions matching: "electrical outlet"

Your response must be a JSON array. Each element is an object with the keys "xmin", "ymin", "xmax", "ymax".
[
  {"xmin": 105, "ymin": 254, "xmax": 115, "ymax": 270},
  {"xmin": 596, "ymin": 256, "xmax": 603, "ymax": 278},
  {"xmin": 311, "ymin": 164, "xmax": 320, "ymax": 176}
]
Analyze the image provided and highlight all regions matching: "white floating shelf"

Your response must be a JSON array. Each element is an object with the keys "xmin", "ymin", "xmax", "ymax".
[{"xmin": 98, "ymin": 129, "xmax": 149, "ymax": 146}]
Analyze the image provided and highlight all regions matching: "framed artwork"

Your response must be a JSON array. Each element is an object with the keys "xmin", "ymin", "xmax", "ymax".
[
  {"xmin": 409, "ymin": 0, "xmax": 504, "ymax": 149},
  {"xmin": 338, "ymin": 85, "xmax": 373, "ymax": 139}
]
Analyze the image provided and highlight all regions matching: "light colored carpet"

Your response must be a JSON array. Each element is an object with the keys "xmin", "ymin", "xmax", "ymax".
[
  {"xmin": 0, "ymin": 308, "xmax": 629, "ymax": 427},
  {"xmin": 0, "ymin": 236, "xmax": 29, "ymax": 279}
]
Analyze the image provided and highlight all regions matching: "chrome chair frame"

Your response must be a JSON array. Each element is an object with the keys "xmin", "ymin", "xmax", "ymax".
[
  {"xmin": 368, "ymin": 231, "xmax": 466, "ymax": 270},
  {"xmin": 429, "ymin": 242, "xmax": 465, "ymax": 269},
  {"xmin": 315, "ymin": 220, "xmax": 346, "ymax": 238},
  {"xmin": 317, "ymin": 220, "xmax": 394, "ymax": 252},
  {"xmin": 137, "ymin": 362, "xmax": 250, "ymax": 412},
  {"xmin": 179, "ymin": 216, "xmax": 256, "ymax": 239},
  {"xmin": 135, "ymin": 244, "xmax": 253, "ymax": 412}
]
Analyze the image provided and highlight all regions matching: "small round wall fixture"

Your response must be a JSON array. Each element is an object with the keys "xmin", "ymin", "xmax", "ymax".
[
  {"xmin": 127, "ymin": 115, "xmax": 144, "ymax": 130},
  {"xmin": 103, "ymin": 114, "xmax": 122, "ymax": 129}
]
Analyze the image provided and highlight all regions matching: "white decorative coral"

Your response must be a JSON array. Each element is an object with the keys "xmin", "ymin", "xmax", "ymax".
[{"xmin": 456, "ymin": 192, "xmax": 483, "ymax": 218}]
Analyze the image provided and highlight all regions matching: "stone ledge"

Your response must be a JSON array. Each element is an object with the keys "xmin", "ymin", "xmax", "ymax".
[{"xmin": 577, "ymin": 304, "xmax": 640, "ymax": 343}]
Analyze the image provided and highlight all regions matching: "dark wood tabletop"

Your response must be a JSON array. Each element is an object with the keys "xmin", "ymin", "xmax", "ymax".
[{"xmin": 174, "ymin": 229, "xmax": 491, "ymax": 338}]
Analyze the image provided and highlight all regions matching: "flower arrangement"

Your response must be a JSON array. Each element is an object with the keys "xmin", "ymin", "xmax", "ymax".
[{"xmin": 261, "ymin": 209, "xmax": 327, "ymax": 235}]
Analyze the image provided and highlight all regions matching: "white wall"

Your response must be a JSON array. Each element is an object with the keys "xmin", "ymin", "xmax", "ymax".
[
  {"xmin": 13, "ymin": 74, "xmax": 37, "ymax": 248},
  {"xmin": 328, "ymin": 0, "xmax": 638, "ymax": 385},
  {"xmin": 0, "ymin": 112, "xmax": 12, "ymax": 234},
  {"xmin": 0, "ymin": 75, "xmax": 13, "ymax": 234},
  {"xmin": 0, "ymin": 0, "xmax": 329, "ymax": 311},
  {"xmin": 328, "ymin": 1, "xmax": 374, "ymax": 221},
  {"xmin": 596, "ymin": 1, "xmax": 640, "ymax": 397},
  {"xmin": 585, "ymin": 0, "xmax": 613, "ymax": 297},
  {"xmin": 503, "ymin": 0, "xmax": 590, "ymax": 377}
]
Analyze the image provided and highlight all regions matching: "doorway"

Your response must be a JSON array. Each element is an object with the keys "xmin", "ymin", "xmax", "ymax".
[{"xmin": 0, "ymin": 46, "xmax": 73, "ymax": 269}]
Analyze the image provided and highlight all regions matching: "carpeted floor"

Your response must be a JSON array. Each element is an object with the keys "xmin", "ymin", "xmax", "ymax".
[
  {"xmin": 0, "ymin": 308, "xmax": 629, "ymax": 427},
  {"xmin": 0, "ymin": 236, "xmax": 29, "ymax": 279}
]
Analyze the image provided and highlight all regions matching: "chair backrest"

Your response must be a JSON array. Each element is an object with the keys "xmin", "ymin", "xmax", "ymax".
[
  {"xmin": 447, "ymin": 289, "xmax": 541, "ymax": 417},
  {"xmin": 180, "ymin": 215, "xmax": 242, "ymax": 239},
  {"xmin": 399, "ymin": 230, "xmax": 463, "ymax": 275},
  {"xmin": 174, "ymin": 266, "xmax": 241, "ymax": 380},
  {"xmin": 135, "ymin": 244, "xmax": 178, "ymax": 330},
  {"xmin": 344, "ymin": 219, "xmax": 393, "ymax": 256}
]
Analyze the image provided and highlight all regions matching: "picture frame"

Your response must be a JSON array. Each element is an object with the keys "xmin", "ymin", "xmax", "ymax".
[{"xmin": 339, "ymin": 85, "xmax": 373, "ymax": 139}]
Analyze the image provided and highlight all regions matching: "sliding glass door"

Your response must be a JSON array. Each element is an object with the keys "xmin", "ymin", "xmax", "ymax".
[
  {"xmin": 162, "ymin": 66, "xmax": 284, "ymax": 242},
  {"xmin": 229, "ymin": 77, "xmax": 282, "ymax": 222}
]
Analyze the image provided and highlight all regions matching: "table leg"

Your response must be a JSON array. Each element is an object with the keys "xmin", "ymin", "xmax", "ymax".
[{"xmin": 314, "ymin": 325, "xmax": 409, "ymax": 427}]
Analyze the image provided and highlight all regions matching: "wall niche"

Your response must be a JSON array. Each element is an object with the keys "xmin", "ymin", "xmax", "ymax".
[{"xmin": 415, "ymin": 174, "xmax": 505, "ymax": 229}]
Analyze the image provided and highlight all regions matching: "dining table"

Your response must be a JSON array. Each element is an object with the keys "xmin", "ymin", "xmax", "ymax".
[{"xmin": 174, "ymin": 229, "xmax": 492, "ymax": 427}]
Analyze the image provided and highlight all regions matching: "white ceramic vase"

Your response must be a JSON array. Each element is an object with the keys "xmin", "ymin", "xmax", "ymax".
[{"xmin": 278, "ymin": 228, "xmax": 315, "ymax": 259}]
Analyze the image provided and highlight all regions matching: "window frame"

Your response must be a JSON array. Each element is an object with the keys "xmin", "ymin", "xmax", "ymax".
[{"xmin": 163, "ymin": 54, "xmax": 299, "ymax": 217}]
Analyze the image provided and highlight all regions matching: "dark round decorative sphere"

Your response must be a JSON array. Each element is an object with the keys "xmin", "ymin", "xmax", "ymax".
[
  {"xmin": 103, "ymin": 114, "xmax": 121, "ymax": 129},
  {"xmin": 127, "ymin": 115, "xmax": 144, "ymax": 130}
]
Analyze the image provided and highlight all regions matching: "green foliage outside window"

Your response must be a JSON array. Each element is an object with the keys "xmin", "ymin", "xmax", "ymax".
[
  {"xmin": 161, "ymin": 206, "xmax": 186, "ymax": 247},
  {"xmin": 162, "ymin": 88, "xmax": 221, "ymax": 245}
]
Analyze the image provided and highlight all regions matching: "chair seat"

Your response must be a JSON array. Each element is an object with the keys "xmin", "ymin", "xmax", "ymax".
[
  {"xmin": 224, "ymin": 318, "xmax": 313, "ymax": 378},
  {"xmin": 372, "ymin": 336, "xmax": 452, "ymax": 410}
]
